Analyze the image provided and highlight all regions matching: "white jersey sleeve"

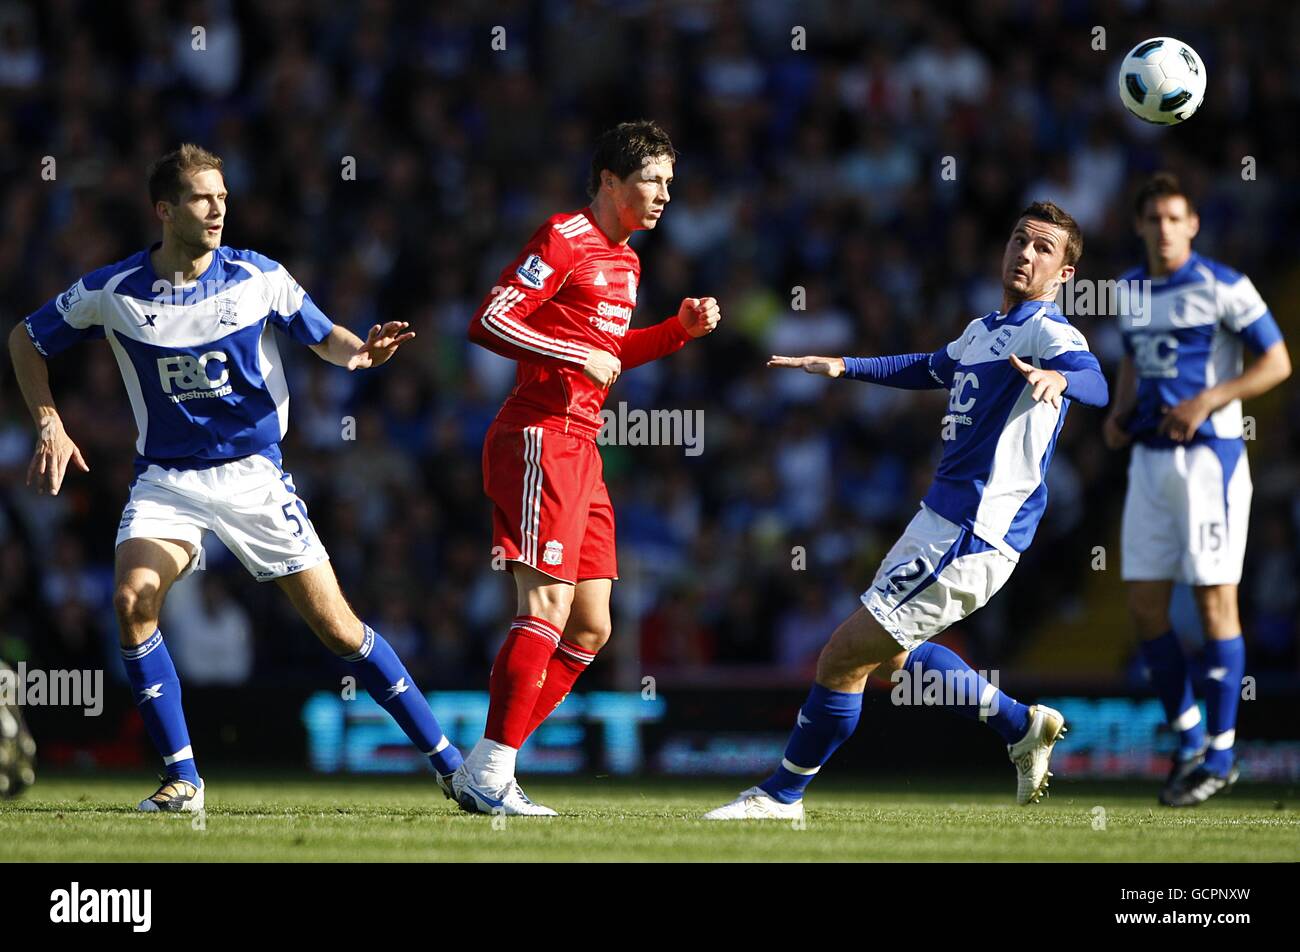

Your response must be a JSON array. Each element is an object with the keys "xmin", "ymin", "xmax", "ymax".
[
  {"xmin": 1035, "ymin": 314, "xmax": 1090, "ymax": 361},
  {"xmin": 1215, "ymin": 272, "xmax": 1268, "ymax": 334},
  {"xmin": 228, "ymin": 250, "xmax": 334, "ymax": 346},
  {"xmin": 23, "ymin": 271, "xmax": 109, "ymax": 357}
]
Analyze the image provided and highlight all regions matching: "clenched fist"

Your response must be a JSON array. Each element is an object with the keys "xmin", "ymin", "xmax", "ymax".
[{"xmin": 677, "ymin": 297, "xmax": 721, "ymax": 338}]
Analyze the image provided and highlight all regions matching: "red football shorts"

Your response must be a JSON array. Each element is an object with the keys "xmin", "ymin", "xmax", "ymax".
[{"xmin": 482, "ymin": 421, "xmax": 618, "ymax": 584}]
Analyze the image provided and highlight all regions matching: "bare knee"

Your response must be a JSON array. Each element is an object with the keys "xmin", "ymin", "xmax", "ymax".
[
  {"xmin": 1195, "ymin": 585, "xmax": 1240, "ymax": 638},
  {"xmin": 309, "ymin": 606, "xmax": 365, "ymax": 655},
  {"xmin": 565, "ymin": 618, "xmax": 612, "ymax": 654},
  {"xmin": 815, "ymin": 609, "xmax": 896, "ymax": 690},
  {"xmin": 1128, "ymin": 587, "xmax": 1172, "ymax": 639},
  {"xmin": 816, "ymin": 639, "xmax": 865, "ymax": 690},
  {"xmin": 869, "ymin": 650, "xmax": 911, "ymax": 682},
  {"xmin": 113, "ymin": 582, "xmax": 162, "ymax": 641},
  {"xmin": 516, "ymin": 572, "xmax": 574, "ymax": 630}
]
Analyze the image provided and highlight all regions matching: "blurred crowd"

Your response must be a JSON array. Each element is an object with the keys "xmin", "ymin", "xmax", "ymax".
[{"xmin": 1, "ymin": 0, "xmax": 1298, "ymax": 693}]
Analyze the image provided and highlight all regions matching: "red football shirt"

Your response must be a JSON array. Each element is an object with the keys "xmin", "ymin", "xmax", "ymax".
[{"xmin": 469, "ymin": 207, "xmax": 693, "ymax": 439}]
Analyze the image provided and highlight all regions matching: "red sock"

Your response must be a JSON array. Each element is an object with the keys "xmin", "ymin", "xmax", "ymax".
[
  {"xmin": 521, "ymin": 639, "xmax": 598, "ymax": 743},
  {"xmin": 485, "ymin": 616, "xmax": 562, "ymax": 748}
]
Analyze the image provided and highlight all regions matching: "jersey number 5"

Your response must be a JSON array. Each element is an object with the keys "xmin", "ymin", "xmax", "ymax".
[{"xmin": 282, "ymin": 501, "xmax": 310, "ymax": 537}]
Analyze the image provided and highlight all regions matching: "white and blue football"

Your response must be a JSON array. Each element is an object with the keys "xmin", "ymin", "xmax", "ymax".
[{"xmin": 1118, "ymin": 37, "xmax": 1206, "ymax": 125}]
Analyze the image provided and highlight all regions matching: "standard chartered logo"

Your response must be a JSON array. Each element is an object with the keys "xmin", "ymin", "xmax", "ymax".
[{"xmin": 157, "ymin": 351, "xmax": 232, "ymax": 402}]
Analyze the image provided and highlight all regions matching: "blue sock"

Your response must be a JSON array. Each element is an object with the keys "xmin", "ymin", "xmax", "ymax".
[
  {"xmin": 120, "ymin": 631, "xmax": 199, "ymax": 784},
  {"xmin": 904, "ymin": 642, "xmax": 1031, "ymax": 744},
  {"xmin": 759, "ymin": 683, "xmax": 862, "ymax": 804},
  {"xmin": 1139, "ymin": 630, "xmax": 1206, "ymax": 760},
  {"xmin": 1200, "ymin": 635, "xmax": 1245, "ymax": 776},
  {"xmin": 342, "ymin": 625, "xmax": 462, "ymax": 775}
]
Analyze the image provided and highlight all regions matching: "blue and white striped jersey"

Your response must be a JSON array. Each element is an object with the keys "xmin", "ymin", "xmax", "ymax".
[
  {"xmin": 24, "ymin": 245, "xmax": 333, "ymax": 472},
  {"xmin": 920, "ymin": 301, "xmax": 1104, "ymax": 560},
  {"xmin": 1116, "ymin": 252, "xmax": 1283, "ymax": 446}
]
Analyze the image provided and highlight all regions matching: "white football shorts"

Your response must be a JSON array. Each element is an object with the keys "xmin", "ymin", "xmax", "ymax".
[
  {"xmin": 861, "ymin": 504, "xmax": 1017, "ymax": 650},
  {"xmin": 1121, "ymin": 441, "xmax": 1252, "ymax": 586},
  {"xmin": 116, "ymin": 453, "xmax": 330, "ymax": 581}
]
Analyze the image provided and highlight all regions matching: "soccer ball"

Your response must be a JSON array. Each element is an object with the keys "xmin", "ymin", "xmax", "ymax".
[{"xmin": 1117, "ymin": 37, "xmax": 1206, "ymax": 124}]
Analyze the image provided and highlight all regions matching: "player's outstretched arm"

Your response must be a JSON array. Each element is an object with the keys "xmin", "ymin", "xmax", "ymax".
[
  {"xmin": 7, "ymin": 324, "xmax": 89, "ymax": 495},
  {"xmin": 1159, "ymin": 339, "xmax": 1290, "ymax": 443},
  {"xmin": 770, "ymin": 352, "xmax": 949, "ymax": 389},
  {"xmin": 768, "ymin": 355, "xmax": 846, "ymax": 377},
  {"xmin": 310, "ymin": 321, "xmax": 415, "ymax": 371}
]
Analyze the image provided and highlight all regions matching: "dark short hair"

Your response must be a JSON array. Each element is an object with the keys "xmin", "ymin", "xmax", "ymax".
[
  {"xmin": 148, "ymin": 143, "xmax": 224, "ymax": 205},
  {"xmin": 587, "ymin": 120, "xmax": 676, "ymax": 198},
  {"xmin": 1133, "ymin": 171, "xmax": 1197, "ymax": 218},
  {"xmin": 1017, "ymin": 200, "xmax": 1083, "ymax": 267}
]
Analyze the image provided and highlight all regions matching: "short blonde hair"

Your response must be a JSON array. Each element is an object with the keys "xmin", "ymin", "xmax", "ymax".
[{"xmin": 148, "ymin": 144, "xmax": 224, "ymax": 204}]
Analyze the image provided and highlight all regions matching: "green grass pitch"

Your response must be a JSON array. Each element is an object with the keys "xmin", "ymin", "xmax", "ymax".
[{"xmin": 2, "ymin": 772, "xmax": 1297, "ymax": 862}]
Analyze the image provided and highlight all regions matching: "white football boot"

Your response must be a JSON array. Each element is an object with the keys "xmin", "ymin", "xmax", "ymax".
[
  {"xmin": 1008, "ymin": 704, "xmax": 1067, "ymax": 805},
  {"xmin": 702, "ymin": 786, "xmax": 805, "ymax": 821},
  {"xmin": 138, "ymin": 777, "xmax": 205, "ymax": 813},
  {"xmin": 450, "ymin": 763, "xmax": 556, "ymax": 816},
  {"xmin": 503, "ymin": 780, "xmax": 558, "ymax": 816}
]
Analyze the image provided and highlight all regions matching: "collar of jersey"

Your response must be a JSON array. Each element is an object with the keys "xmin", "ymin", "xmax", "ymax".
[
  {"xmin": 141, "ymin": 241, "xmax": 224, "ymax": 291},
  {"xmin": 1137, "ymin": 251, "xmax": 1202, "ymax": 288},
  {"xmin": 991, "ymin": 299, "xmax": 1057, "ymax": 326},
  {"xmin": 582, "ymin": 206, "xmax": 633, "ymax": 250}
]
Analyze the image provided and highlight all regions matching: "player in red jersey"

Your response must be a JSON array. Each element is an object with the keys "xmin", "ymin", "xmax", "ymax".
[{"xmin": 456, "ymin": 120, "xmax": 720, "ymax": 814}]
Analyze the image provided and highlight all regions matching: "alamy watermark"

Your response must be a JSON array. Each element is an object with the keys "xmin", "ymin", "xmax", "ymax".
[
  {"xmin": 598, "ymin": 401, "xmax": 703, "ymax": 457},
  {"xmin": 1057, "ymin": 277, "xmax": 1153, "ymax": 324},
  {"xmin": 890, "ymin": 662, "xmax": 1000, "ymax": 714},
  {"xmin": 0, "ymin": 663, "xmax": 103, "ymax": 716},
  {"xmin": 50, "ymin": 882, "xmax": 151, "ymax": 932}
]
